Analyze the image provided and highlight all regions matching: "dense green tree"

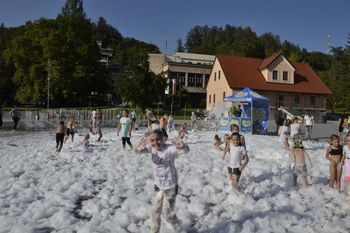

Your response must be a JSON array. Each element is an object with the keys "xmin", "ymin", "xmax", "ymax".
[
  {"xmin": 93, "ymin": 17, "xmax": 122, "ymax": 50},
  {"xmin": 116, "ymin": 52, "xmax": 165, "ymax": 110},
  {"xmin": 259, "ymin": 32, "xmax": 281, "ymax": 57},
  {"xmin": 176, "ymin": 38, "xmax": 185, "ymax": 52}
]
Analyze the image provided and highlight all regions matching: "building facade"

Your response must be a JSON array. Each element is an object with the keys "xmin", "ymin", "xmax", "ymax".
[
  {"xmin": 149, "ymin": 52, "xmax": 215, "ymax": 108},
  {"xmin": 206, "ymin": 53, "xmax": 331, "ymax": 120}
]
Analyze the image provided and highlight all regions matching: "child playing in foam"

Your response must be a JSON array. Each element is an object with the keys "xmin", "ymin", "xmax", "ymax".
[
  {"xmin": 213, "ymin": 134, "xmax": 222, "ymax": 151},
  {"xmin": 135, "ymin": 129, "xmax": 189, "ymax": 233},
  {"xmin": 223, "ymin": 132, "xmax": 249, "ymax": 195},
  {"xmin": 82, "ymin": 134, "xmax": 90, "ymax": 151},
  {"xmin": 291, "ymin": 137, "xmax": 312, "ymax": 189}
]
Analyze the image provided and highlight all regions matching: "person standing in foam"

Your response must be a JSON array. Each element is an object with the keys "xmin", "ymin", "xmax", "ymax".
[
  {"xmin": 117, "ymin": 109, "xmax": 133, "ymax": 149},
  {"xmin": 279, "ymin": 119, "xmax": 291, "ymax": 150},
  {"xmin": 325, "ymin": 135, "xmax": 343, "ymax": 192},
  {"xmin": 136, "ymin": 129, "xmax": 189, "ymax": 233},
  {"xmin": 223, "ymin": 132, "xmax": 249, "ymax": 195},
  {"xmin": 290, "ymin": 137, "xmax": 312, "ymax": 189}
]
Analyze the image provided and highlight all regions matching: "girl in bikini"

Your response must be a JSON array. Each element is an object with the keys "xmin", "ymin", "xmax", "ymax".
[{"xmin": 325, "ymin": 135, "xmax": 343, "ymax": 192}]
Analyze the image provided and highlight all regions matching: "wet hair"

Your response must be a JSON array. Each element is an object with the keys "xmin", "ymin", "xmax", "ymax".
[
  {"xmin": 85, "ymin": 134, "xmax": 90, "ymax": 140},
  {"xmin": 150, "ymin": 129, "xmax": 164, "ymax": 139},
  {"xmin": 330, "ymin": 134, "xmax": 340, "ymax": 144},
  {"xmin": 284, "ymin": 119, "xmax": 292, "ymax": 126},
  {"xmin": 59, "ymin": 121, "xmax": 64, "ymax": 125},
  {"xmin": 293, "ymin": 139, "xmax": 304, "ymax": 149},
  {"xmin": 214, "ymin": 134, "xmax": 220, "ymax": 140},
  {"xmin": 230, "ymin": 124, "xmax": 239, "ymax": 132}
]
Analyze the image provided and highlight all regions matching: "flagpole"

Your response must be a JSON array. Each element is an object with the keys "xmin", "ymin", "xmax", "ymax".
[{"xmin": 171, "ymin": 78, "xmax": 176, "ymax": 116}]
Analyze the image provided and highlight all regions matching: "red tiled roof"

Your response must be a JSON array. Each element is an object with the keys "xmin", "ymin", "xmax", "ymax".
[
  {"xmin": 258, "ymin": 51, "xmax": 282, "ymax": 69},
  {"xmin": 216, "ymin": 55, "xmax": 331, "ymax": 95}
]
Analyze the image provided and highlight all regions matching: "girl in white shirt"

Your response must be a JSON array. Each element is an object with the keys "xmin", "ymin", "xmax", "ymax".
[
  {"xmin": 136, "ymin": 129, "xmax": 189, "ymax": 233},
  {"xmin": 223, "ymin": 132, "xmax": 249, "ymax": 195},
  {"xmin": 290, "ymin": 117, "xmax": 300, "ymax": 138},
  {"xmin": 279, "ymin": 119, "xmax": 291, "ymax": 150}
]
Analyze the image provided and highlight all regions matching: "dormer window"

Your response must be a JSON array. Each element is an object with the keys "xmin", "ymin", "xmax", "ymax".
[
  {"xmin": 272, "ymin": 70, "xmax": 278, "ymax": 80},
  {"xmin": 283, "ymin": 71, "xmax": 288, "ymax": 81}
]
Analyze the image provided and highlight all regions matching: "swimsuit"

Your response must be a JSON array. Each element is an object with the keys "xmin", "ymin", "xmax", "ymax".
[
  {"xmin": 329, "ymin": 147, "xmax": 343, "ymax": 156},
  {"xmin": 293, "ymin": 165, "xmax": 307, "ymax": 177}
]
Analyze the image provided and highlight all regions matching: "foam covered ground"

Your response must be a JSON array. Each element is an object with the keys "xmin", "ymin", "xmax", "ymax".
[{"xmin": 0, "ymin": 128, "xmax": 350, "ymax": 233}]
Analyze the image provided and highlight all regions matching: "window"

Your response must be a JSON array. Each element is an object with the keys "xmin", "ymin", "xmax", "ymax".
[
  {"xmin": 278, "ymin": 95, "xmax": 284, "ymax": 107},
  {"xmin": 213, "ymin": 94, "xmax": 216, "ymax": 103},
  {"xmin": 283, "ymin": 71, "xmax": 288, "ymax": 81},
  {"xmin": 223, "ymin": 91, "xmax": 226, "ymax": 100},
  {"xmin": 294, "ymin": 95, "xmax": 300, "ymax": 104},
  {"xmin": 214, "ymin": 72, "xmax": 216, "ymax": 81},
  {"xmin": 310, "ymin": 96, "xmax": 316, "ymax": 105},
  {"xmin": 272, "ymin": 70, "xmax": 278, "ymax": 80},
  {"xmin": 209, "ymin": 95, "xmax": 211, "ymax": 104},
  {"xmin": 218, "ymin": 71, "xmax": 221, "ymax": 80}
]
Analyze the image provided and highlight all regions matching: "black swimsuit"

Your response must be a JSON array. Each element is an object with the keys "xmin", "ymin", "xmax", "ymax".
[{"xmin": 329, "ymin": 146, "xmax": 343, "ymax": 156}]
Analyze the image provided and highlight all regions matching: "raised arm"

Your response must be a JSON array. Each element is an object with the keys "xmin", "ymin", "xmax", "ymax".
[
  {"xmin": 222, "ymin": 144, "xmax": 229, "ymax": 160},
  {"xmin": 135, "ymin": 137, "xmax": 150, "ymax": 154},
  {"xmin": 171, "ymin": 137, "xmax": 189, "ymax": 155}
]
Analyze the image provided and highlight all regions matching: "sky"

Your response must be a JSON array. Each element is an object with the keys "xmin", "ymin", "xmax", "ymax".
[{"xmin": 0, "ymin": 0, "xmax": 349, "ymax": 55}]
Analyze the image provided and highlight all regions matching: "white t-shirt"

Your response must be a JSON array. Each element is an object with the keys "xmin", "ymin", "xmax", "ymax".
[
  {"xmin": 119, "ymin": 117, "xmax": 131, "ymax": 137},
  {"xmin": 279, "ymin": 125, "xmax": 290, "ymax": 141},
  {"xmin": 227, "ymin": 144, "xmax": 247, "ymax": 168},
  {"xmin": 146, "ymin": 144, "xmax": 181, "ymax": 190},
  {"xmin": 92, "ymin": 110, "xmax": 97, "ymax": 119},
  {"xmin": 290, "ymin": 123, "xmax": 300, "ymax": 138},
  {"xmin": 304, "ymin": 115, "xmax": 314, "ymax": 126}
]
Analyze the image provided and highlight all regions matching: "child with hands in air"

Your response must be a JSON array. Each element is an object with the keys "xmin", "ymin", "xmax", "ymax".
[{"xmin": 135, "ymin": 129, "xmax": 189, "ymax": 233}]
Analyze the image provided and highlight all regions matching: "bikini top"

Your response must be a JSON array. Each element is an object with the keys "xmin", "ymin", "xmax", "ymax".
[{"xmin": 329, "ymin": 146, "xmax": 343, "ymax": 156}]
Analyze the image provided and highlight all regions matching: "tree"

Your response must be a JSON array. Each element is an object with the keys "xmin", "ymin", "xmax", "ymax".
[
  {"xmin": 259, "ymin": 32, "xmax": 281, "ymax": 57},
  {"xmin": 116, "ymin": 52, "xmax": 165, "ymax": 110},
  {"xmin": 176, "ymin": 38, "xmax": 185, "ymax": 52},
  {"xmin": 61, "ymin": 0, "xmax": 85, "ymax": 17}
]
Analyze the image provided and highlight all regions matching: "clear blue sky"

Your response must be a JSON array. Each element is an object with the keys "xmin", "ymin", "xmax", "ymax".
[{"xmin": 0, "ymin": 0, "xmax": 349, "ymax": 55}]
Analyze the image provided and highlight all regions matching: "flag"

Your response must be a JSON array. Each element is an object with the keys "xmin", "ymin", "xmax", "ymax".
[{"xmin": 172, "ymin": 79, "xmax": 176, "ymax": 95}]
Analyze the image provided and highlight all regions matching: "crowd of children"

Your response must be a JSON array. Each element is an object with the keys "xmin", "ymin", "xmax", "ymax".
[{"xmin": 51, "ymin": 110, "xmax": 350, "ymax": 232}]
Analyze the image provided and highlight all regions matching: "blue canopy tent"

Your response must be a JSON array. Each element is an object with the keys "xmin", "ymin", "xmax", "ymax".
[{"xmin": 220, "ymin": 87, "xmax": 270, "ymax": 134}]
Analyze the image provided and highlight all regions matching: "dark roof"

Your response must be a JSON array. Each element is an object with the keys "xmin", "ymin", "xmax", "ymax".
[{"xmin": 216, "ymin": 55, "xmax": 331, "ymax": 95}]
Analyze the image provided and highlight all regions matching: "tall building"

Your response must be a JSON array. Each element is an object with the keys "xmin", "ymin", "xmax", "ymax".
[{"xmin": 149, "ymin": 52, "xmax": 215, "ymax": 108}]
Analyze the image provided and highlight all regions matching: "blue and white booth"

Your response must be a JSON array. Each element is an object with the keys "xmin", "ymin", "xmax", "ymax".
[{"xmin": 219, "ymin": 87, "xmax": 270, "ymax": 134}]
